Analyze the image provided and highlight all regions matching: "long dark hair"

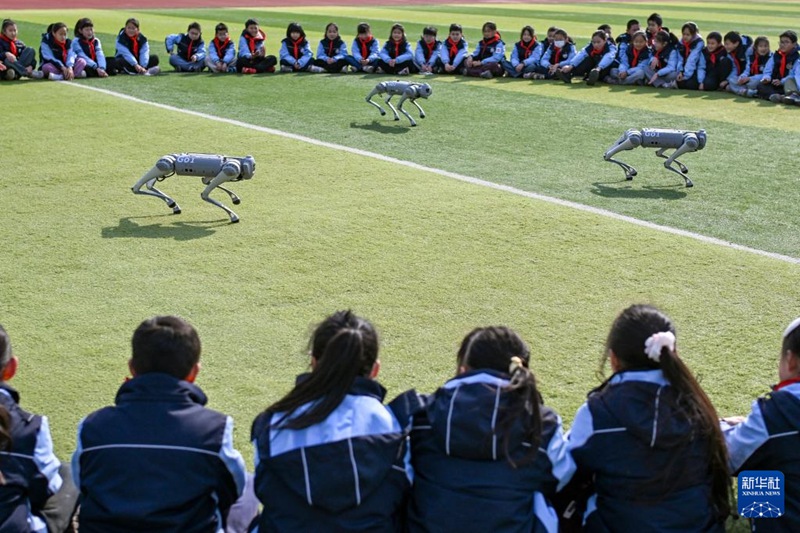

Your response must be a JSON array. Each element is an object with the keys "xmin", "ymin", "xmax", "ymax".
[
  {"xmin": 604, "ymin": 304, "xmax": 732, "ymax": 521},
  {"xmin": 458, "ymin": 326, "xmax": 542, "ymax": 467},
  {"xmin": 268, "ymin": 310, "xmax": 379, "ymax": 430}
]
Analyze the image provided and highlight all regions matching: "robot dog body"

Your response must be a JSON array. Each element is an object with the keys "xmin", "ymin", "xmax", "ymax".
[
  {"xmin": 366, "ymin": 81, "xmax": 432, "ymax": 126},
  {"xmin": 604, "ymin": 128, "xmax": 706, "ymax": 187},
  {"xmin": 132, "ymin": 153, "xmax": 255, "ymax": 223}
]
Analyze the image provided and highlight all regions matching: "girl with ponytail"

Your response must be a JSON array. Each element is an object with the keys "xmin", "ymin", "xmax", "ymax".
[
  {"xmin": 250, "ymin": 310, "xmax": 412, "ymax": 532},
  {"xmin": 407, "ymin": 326, "xmax": 571, "ymax": 533},
  {"xmin": 566, "ymin": 304, "xmax": 731, "ymax": 531}
]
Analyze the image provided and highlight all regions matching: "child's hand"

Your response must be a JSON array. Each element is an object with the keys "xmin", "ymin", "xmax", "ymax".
[
  {"xmin": 97, "ymin": 68, "xmax": 108, "ymax": 78},
  {"xmin": 649, "ymin": 74, "xmax": 658, "ymax": 85},
  {"xmin": 190, "ymin": 55, "xmax": 197, "ymax": 62},
  {"xmin": 738, "ymin": 77, "xmax": 749, "ymax": 85},
  {"xmin": 761, "ymin": 77, "xmax": 770, "ymax": 84},
  {"xmin": 699, "ymin": 83, "xmax": 704, "ymax": 90},
  {"xmin": 619, "ymin": 71, "xmax": 628, "ymax": 80},
  {"xmin": 721, "ymin": 416, "xmax": 746, "ymax": 426},
  {"xmin": 676, "ymin": 72, "xmax": 684, "ymax": 82},
  {"xmin": 389, "ymin": 59, "xmax": 396, "ymax": 67},
  {"xmin": 63, "ymin": 66, "xmax": 74, "ymax": 80},
  {"xmin": 0, "ymin": 63, "xmax": 5, "ymax": 71},
  {"xmin": 548, "ymin": 65, "xmax": 557, "ymax": 74},
  {"xmin": 135, "ymin": 64, "xmax": 147, "ymax": 74},
  {"xmin": 772, "ymin": 79, "xmax": 782, "ymax": 86},
  {"xmin": 515, "ymin": 64, "xmax": 523, "ymax": 73},
  {"xmin": 327, "ymin": 58, "xmax": 334, "ymax": 64},
  {"xmin": 561, "ymin": 65, "xmax": 573, "ymax": 74},
  {"xmin": 719, "ymin": 81, "xmax": 728, "ymax": 90},
  {"xmin": 4, "ymin": 52, "xmax": 16, "ymax": 62}
]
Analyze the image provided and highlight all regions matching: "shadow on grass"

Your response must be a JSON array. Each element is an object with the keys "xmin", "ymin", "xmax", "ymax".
[
  {"xmin": 591, "ymin": 181, "xmax": 688, "ymax": 200},
  {"xmin": 102, "ymin": 216, "xmax": 229, "ymax": 240},
  {"xmin": 350, "ymin": 120, "xmax": 411, "ymax": 134}
]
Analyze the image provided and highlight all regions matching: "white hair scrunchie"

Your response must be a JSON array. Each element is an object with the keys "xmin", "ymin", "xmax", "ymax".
[
  {"xmin": 644, "ymin": 331, "xmax": 676, "ymax": 363},
  {"xmin": 783, "ymin": 317, "xmax": 800, "ymax": 339}
]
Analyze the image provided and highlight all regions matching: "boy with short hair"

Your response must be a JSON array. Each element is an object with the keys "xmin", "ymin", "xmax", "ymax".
[
  {"xmin": 206, "ymin": 22, "xmax": 236, "ymax": 73},
  {"xmin": 349, "ymin": 22, "xmax": 380, "ymax": 73},
  {"xmin": 439, "ymin": 23, "xmax": 468, "ymax": 74},
  {"xmin": 758, "ymin": 30, "xmax": 800, "ymax": 104},
  {"xmin": 165, "ymin": 21, "xmax": 206, "ymax": 72},
  {"xmin": 236, "ymin": 18, "xmax": 276, "ymax": 74},
  {"xmin": 72, "ymin": 316, "xmax": 251, "ymax": 532},
  {"xmin": 697, "ymin": 31, "xmax": 731, "ymax": 91},
  {"xmin": 0, "ymin": 324, "xmax": 77, "ymax": 533},
  {"xmin": 414, "ymin": 26, "xmax": 442, "ymax": 75},
  {"xmin": 464, "ymin": 21, "xmax": 505, "ymax": 79},
  {"xmin": 614, "ymin": 19, "xmax": 640, "ymax": 60}
]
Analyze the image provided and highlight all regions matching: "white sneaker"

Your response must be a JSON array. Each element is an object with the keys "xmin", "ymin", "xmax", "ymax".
[
  {"xmin": 348, "ymin": 65, "xmax": 359, "ymax": 73},
  {"xmin": 309, "ymin": 65, "xmax": 325, "ymax": 74},
  {"xmin": 145, "ymin": 66, "xmax": 160, "ymax": 76},
  {"xmin": 48, "ymin": 72, "xmax": 64, "ymax": 81},
  {"xmin": 77, "ymin": 71, "xmax": 87, "ymax": 78},
  {"xmin": 29, "ymin": 70, "xmax": 44, "ymax": 79},
  {"xmin": 280, "ymin": 65, "xmax": 293, "ymax": 73},
  {"xmin": 398, "ymin": 67, "xmax": 409, "ymax": 75},
  {"xmin": 362, "ymin": 65, "xmax": 374, "ymax": 73}
]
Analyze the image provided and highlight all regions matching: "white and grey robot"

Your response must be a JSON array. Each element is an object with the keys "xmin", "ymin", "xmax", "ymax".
[
  {"xmin": 131, "ymin": 154, "xmax": 255, "ymax": 223},
  {"xmin": 366, "ymin": 81, "xmax": 432, "ymax": 126},
  {"xmin": 604, "ymin": 128, "xmax": 706, "ymax": 187}
]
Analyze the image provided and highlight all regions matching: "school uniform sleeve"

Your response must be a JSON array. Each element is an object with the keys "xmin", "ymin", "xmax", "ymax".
[
  {"xmin": 29, "ymin": 416, "xmax": 63, "ymax": 510},
  {"xmin": 397, "ymin": 42, "xmax": 413, "ymax": 63},
  {"xmin": 216, "ymin": 416, "xmax": 247, "ymax": 511},
  {"xmin": 139, "ymin": 40, "xmax": 150, "ymax": 67},
  {"xmin": 563, "ymin": 46, "xmax": 577, "ymax": 65},
  {"xmin": 279, "ymin": 41, "xmax": 293, "ymax": 64},
  {"xmin": 165, "ymin": 33, "xmax": 180, "ymax": 54},
  {"xmin": 368, "ymin": 39, "xmax": 380, "ymax": 62},
  {"xmin": 195, "ymin": 40, "xmax": 206, "ymax": 62},
  {"xmin": 223, "ymin": 42, "xmax": 236, "ymax": 64},
  {"xmin": 789, "ymin": 59, "xmax": 800, "ymax": 88},
  {"xmin": 238, "ymin": 35, "xmax": 251, "ymax": 59},
  {"xmin": 540, "ymin": 47, "xmax": 553, "ymax": 68},
  {"xmin": 598, "ymin": 47, "xmax": 617, "ymax": 69},
  {"xmin": 378, "ymin": 43, "xmax": 391, "ymax": 62},
  {"xmin": 741, "ymin": 49, "xmax": 753, "ymax": 81},
  {"xmin": 657, "ymin": 49, "xmax": 680, "ymax": 77},
  {"xmin": 546, "ymin": 415, "xmax": 577, "ymax": 491},
  {"xmin": 570, "ymin": 46, "xmax": 589, "ymax": 67},
  {"xmin": 40, "ymin": 41, "xmax": 63, "ymax": 68},
  {"xmin": 723, "ymin": 399, "xmax": 770, "ymax": 472},
  {"xmin": 485, "ymin": 40, "xmax": 504, "ymax": 63},
  {"xmin": 696, "ymin": 53, "xmax": 707, "ymax": 83},
  {"xmin": 95, "ymin": 39, "xmax": 107, "ymax": 70},
  {"xmin": 316, "ymin": 41, "xmax": 329, "ymax": 61},
  {"xmin": 524, "ymin": 42, "xmax": 543, "ymax": 67},
  {"xmin": 66, "ymin": 45, "xmax": 77, "ymax": 68},
  {"xmin": 681, "ymin": 43, "xmax": 703, "ymax": 78},
  {"xmin": 116, "ymin": 37, "xmax": 137, "ymax": 66},
  {"xmin": 70, "ymin": 39, "xmax": 94, "ymax": 68},
  {"xmin": 618, "ymin": 52, "xmax": 631, "ymax": 73},
  {"xmin": 508, "ymin": 44, "xmax": 521, "ymax": 67},
  {"xmin": 414, "ymin": 42, "xmax": 425, "ymax": 67},
  {"xmin": 351, "ymin": 39, "xmax": 363, "ymax": 61},
  {"xmin": 298, "ymin": 41, "xmax": 312, "ymax": 68},
  {"xmin": 71, "ymin": 417, "xmax": 86, "ymax": 491}
]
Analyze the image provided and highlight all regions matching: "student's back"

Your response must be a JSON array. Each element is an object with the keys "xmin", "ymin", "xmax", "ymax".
[
  {"xmin": 251, "ymin": 310, "xmax": 411, "ymax": 532},
  {"xmin": 73, "ymin": 316, "xmax": 247, "ymax": 533},
  {"xmin": 408, "ymin": 326, "xmax": 570, "ymax": 533}
]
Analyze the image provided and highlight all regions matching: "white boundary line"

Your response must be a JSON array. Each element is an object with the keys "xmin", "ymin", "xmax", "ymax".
[{"xmin": 68, "ymin": 82, "xmax": 799, "ymax": 265}]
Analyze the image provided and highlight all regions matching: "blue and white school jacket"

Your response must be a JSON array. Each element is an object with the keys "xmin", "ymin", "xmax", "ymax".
[
  {"xmin": 71, "ymin": 35, "xmax": 106, "ymax": 70},
  {"xmin": 569, "ymin": 41, "xmax": 617, "ymax": 70},
  {"xmin": 165, "ymin": 32, "xmax": 206, "ymax": 62},
  {"xmin": 0, "ymin": 385, "xmax": 62, "ymax": 533},
  {"xmin": 73, "ymin": 373, "xmax": 247, "ymax": 533},
  {"xmin": 540, "ymin": 42, "xmax": 576, "ymax": 69},
  {"xmin": 238, "ymin": 28, "xmax": 265, "ymax": 59},
  {"xmin": 379, "ymin": 39, "xmax": 413, "ymax": 64},
  {"xmin": 115, "ymin": 28, "xmax": 151, "ymax": 67},
  {"xmin": 651, "ymin": 45, "xmax": 681, "ymax": 77},
  {"xmin": 439, "ymin": 37, "xmax": 468, "ymax": 67},
  {"xmin": 470, "ymin": 34, "xmax": 505, "ymax": 64},
  {"xmin": 208, "ymin": 36, "xmax": 236, "ymax": 65},
  {"xmin": 743, "ymin": 48, "xmax": 772, "ymax": 81},
  {"xmin": 40, "ymin": 32, "xmax": 77, "ymax": 69},
  {"xmin": 568, "ymin": 369, "xmax": 725, "ymax": 532},
  {"xmin": 618, "ymin": 45, "xmax": 652, "ymax": 76},
  {"xmin": 317, "ymin": 37, "xmax": 347, "ymax": 62},
  {"xmin": 351, "ymin": 36, "xmax": 380, "ymax": 63},
  {"xmin": 509, "ymin": 39, "xmax": 543, "ymax": 69},
  {"xmin": 724, "ymin": 379, "xmax": 800, "ymax": 532},
  {"xmin": 678, "ymin": 36, "xmax": 704, "ymax": 79},
  {"xmin": 762, "ymin": 47, "xmax": 800, "ymax": 85},
  {"xmin": 414, "ymin": 38, "xmax": 441, "ymax": 68},
  {"xmin": 251, "ymin": 375, "xmax": 412, "ymax": 533},
  {"xmin": 725, "ymin": 43, "xmax": 749, "ymax": 85},
  {"xmin": 279, "ymin": 37, "xmax": 313, "ymax": 68},
  {"xmin": 407, "ymin": 370, "xmax": 572, "ymax": 533}
]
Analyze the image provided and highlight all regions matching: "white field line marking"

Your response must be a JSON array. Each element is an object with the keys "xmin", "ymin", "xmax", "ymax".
[{"xmin": 69, "ymin": 83, "xmax": 799, "ymax": 265}]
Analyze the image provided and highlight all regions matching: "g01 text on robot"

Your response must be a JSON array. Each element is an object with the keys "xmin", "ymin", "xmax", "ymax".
[
  {"xmin": 131, "ymin": 154, "xmax": 255, "ymax": 223},
  {"xmin": 603, "ymin": 128, "xmax": 707, "ymax": 187}
]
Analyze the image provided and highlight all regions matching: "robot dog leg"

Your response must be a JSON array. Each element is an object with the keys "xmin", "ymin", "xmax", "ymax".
[
  {"xmin": 200, "ymin": 159, "xmax": 246, "ymax": 223},
  {"xmin": 131, "ymin": 155, "xmax": 182, "ymax": 214},
  {"xmin": 395, "ymin": 94, "xmax": 426, "ymax": 127},
  {"xmin": 603, "ymin": 129, "xmax": 642, "ymax": 181},
  {"xmin": 365, "ymin": 81, "xmax": 432, "ymax": 127},
  {"xmin": 366, "ymin": 83, "xmax": 389, "ymax": 117}
]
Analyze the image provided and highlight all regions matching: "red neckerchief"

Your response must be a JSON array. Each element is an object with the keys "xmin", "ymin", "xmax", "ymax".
[
  {"xmin": 777, "ymin": 49, "xmax": 788, "ymax": 77},
  {"xmin": 707, "ymin": 46, "xmax": 724, "ymax": 66},
  {"xmin": 358, "ymin": 35, "xmax": 373, "ymax": 59},
  {"xmin": 750, "ymin": 53, "xmax": 762, "ymax": 75},
  {"xmin": 553, "ymin": 46, "xmax": 563, "ymax": 64},
  {"xmin": 631, "ymin": 47, "xmax": 641, "ymax": 67},
  {"xmin": 326, "ymin": 38, "xmax": 337, "ymax": 57},
  {"xmin": 393, "ymin": 38, "xmax": 402, "ymax": 58},
  {"xmin": 590, "ymin": 44, "xmax": 605, "ymax": 57},
  {"xmin": 480, "ymin": 32, "xmax": 500, "ymax": 56},
  {"xmin": 423, "ymin": 39, "xmax": 436, "ymax": 60},
  {"xmin": 653, "ymin": 46, "xmax": 665, "ymax": 67},
  {"xmin": 213, "ymin": 37, "xmax": 230, "ymax": 56},
  {"xmin": 773, "ymin": 376, "xmax": 800, "ymax": 391},
  {"xmin": 54, "ymin": 37, "xmax": 68, "ymax": 63},
  {"xmin": 519, "ymin": 38, "xmax": 536, "ymax": 59},
  {"xmin": 731, "ymin": 46, "xmax": 744, "ymax": 74},
  {"xmin": 245, "ymin": 29, "xmax": 265, "ymax": 54},
  {"xmin": 290, "ymin": 36, "xmax": 305, "ymax": 59},
  {"xmin": 81, "ymin": 37, "xmax": 96, "ymax": 61},
  {"xmin": 130, "ymin": 32, "xmax": 139, "ymax": 58},
  {"xmin": 682, "ymin": 39, "xmax": 693, "ymax": 59},
  {"xmin": 445, "ymin": 37, "xmax": 460, "ymax": 60},
  {"xmin": 0, "ymin": 34, "xmax": 17, "ymax": 56},
  {"xmin": 187, "ymin": 39, "xmax": 194, "ymax": 59}
]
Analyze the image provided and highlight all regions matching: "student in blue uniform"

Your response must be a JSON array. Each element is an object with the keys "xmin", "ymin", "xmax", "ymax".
[
  {"xmin": 407, "ymin": 326, "xmax": 572, "ymax": 533},
  {"xmin": 676, "ymin": 22, "xmax": 704, "ymax": 90},
  {"xmin": 206, "ymin": 22, "xmax": 236, "ymax": 73},
  {"xmin": 607, "ymin": 30, "xmax": 650, "ymax": 85},
  {"xmin": 165, "ymin": 21, "xmax": 206, "ymax": 72},
  {"xmin": 566, "ymin": 304, "xmax": 731, "ymax": 532},
  {"xmin": 439, "ymin": 23, "xmax": 468, "ymax": 75},
  {"xmin": 109, "ymin": 18, "xmax": 159, "ymax": 76},
  {"xmin": 312, "ymin": 22, "xmax": 349, "ymax": 73},
  {"xmin": 414, "ymin": 26, "xmax": 442, "ymax": 75},
  {"xmin": 558, "ymin": 29, "xmax": 617, "ymax": 85},
  {"xmin": 349, "ymin": 22, "xmax": 380, "ymax": 73},
  {"xmin": 614, "ymin": 19, "xmax": 640, "ymax": 61},
  {"xmin": 1, "ymin": 19, "xmax": 41, "ymax": 80},
  {"xmin": 278, "ymin": 22, "xmax": 313, "ymax": 72},
  {"xmin": 539, "ymin": 28, "xmax": 576, "ymax": 80},
  {"xmin": 723, "ymin": 31, "xmax": 750, "ymax": 96},
  {"xmin": 236, "ymin": 18, "xmax": 276, "ymax": 74},
  {"xmin": 73, "ymin": 316, "xmax": 252, "ymax": 533},
  {"xmin": 723, "ymin": 317, "xmax": 800, "ymax": 533},
  {"xmin": 71, "ymin": 18, "xmax": 107, "ymax": 78},
  {"xmin": 758, "ymin": 30, "xmax": 800, "ymax": 104},
  {"xmin": 645, "ymin": 13, "xmax": 664, "ymax": 47},
  {"xmin": 377, "ymin": 23, "xmax": 415, "ymax": 75},
  {"xmin": 39, "ymin": 22, "xmax": 85, "ymax": 81},
  {"xmin": 697, "ymin": 31, "xmax": 731, "ymax": 91},
  {"xmin": 0, "ymin": 324, "xmax": 78, "ymax": 533},
  {"xmin": 250, "ymin": 310, "xmax": 412, "ymax": 532},
  {"xmin": 501, "ymin": 25, "xmax": 543, "ymax": 79},
  {"xmin": 464, "ymin": 21, "xmax": 505, "ymax": 79},
  {"xmin": 643, "ymin": 30, "xmax": 680, "ymax": 88},
  {"xmin": 732, "ymin": 36, "xmax": 771, "ymax": 97}
]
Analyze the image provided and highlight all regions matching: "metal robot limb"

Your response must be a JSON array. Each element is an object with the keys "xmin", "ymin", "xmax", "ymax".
[
  {"xmin": 200, "ymin": 160, "xmax": 243, "ymax": 223},
  {"xmin": 365, "ymin": 85, "xmax": 388, "ymax": 116},
  {"xmin": 659, "ymin": 133, "xmax": 698, "ymax": 187},
  {"xmin": 131, "ymin": 155, "xmax": 182, "ymax": 214},
  {"xmin": 603, "ymin": 129, "xmax": 642, "ymax": 180}
]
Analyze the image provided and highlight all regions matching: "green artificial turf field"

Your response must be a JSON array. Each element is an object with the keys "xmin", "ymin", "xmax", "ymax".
[{"xmin": 1, "ymin": 4, "xmax": 799, "ymax": 497}]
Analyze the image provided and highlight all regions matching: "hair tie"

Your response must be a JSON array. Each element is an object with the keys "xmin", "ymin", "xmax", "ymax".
[
  {"xmin": 783, "ymin": 317, "xmax": 800, "ymax": 339},
  {"xmin": 509, "ymin": 356, "xmax": 524, "ymax": 374},
  {"xmin": 644, "ymin": 331, "xmax": 675, "ymax": 363}
]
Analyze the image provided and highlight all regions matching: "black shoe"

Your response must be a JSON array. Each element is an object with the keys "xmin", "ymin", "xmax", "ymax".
[
  {"xmin": 557, "ymin": 71, "xmax": 572, "ymax": 84},
  {"xmin": 586, "ymin": 68, "xmax": 600, "ymax": 86}
]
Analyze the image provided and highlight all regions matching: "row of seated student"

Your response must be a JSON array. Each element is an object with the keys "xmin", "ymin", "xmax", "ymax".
[
  {"xmin": 3, "ymin": 13, "xmax": 800, "ymax": 107},
  {"xmin": 2, "ymin": 307, "xmax": 800, "ymax": 532}
]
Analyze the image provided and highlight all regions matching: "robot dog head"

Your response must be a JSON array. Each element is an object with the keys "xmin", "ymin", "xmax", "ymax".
[
  {"xmin": 240, "ymin": 156, "xmax": 256, "ymax": 180},
  {"xmin": 695, "ymin": 130, "xmax": 707, "ymax": 150},
  {"xmin": 416, "ymin": 83, "xmax": 432, "ymax": 98}
]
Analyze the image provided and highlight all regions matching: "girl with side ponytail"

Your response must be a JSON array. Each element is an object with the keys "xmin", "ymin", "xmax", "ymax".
[
  {"xmin": 250, "ymin": 310, "xmax": 411, "ymax": 532},
  {"xmin": 566, "ymin": 304, "xmax": 731, "ymax": 531},
  {"xmin": 408, "ymin": 326, "xmax": 571, "ymax": 533}
]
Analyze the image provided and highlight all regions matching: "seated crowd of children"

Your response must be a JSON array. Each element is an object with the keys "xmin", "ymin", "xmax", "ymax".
[
  {"xmin": 2, "ymin": 13, "xmax": 800, "ymax": 105},
  {"xmin": 1, "ymin": 307, "xmax": 799, "ymax": 532}
]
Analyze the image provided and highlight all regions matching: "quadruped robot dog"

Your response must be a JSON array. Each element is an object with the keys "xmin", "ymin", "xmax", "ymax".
[
  {"xmin": 366, "ymin": 81, "xmax": 432, "ymax": 126},
  {"xmin": 603, "ymin": 128, "xmax": 707, "ymax": 187},
  {"xmin": 132, "ymin": 154, "xmax": 255, "ymax": 223}
]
